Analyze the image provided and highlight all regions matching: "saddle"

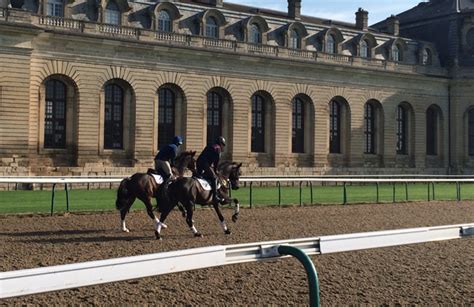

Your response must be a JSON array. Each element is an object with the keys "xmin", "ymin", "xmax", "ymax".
[
  {"xmin": 193, "ymin": 177, "xmax": 221, "ymax": 191},
  {"xmin": 147, "ymin": 169, "xmax": 164, "ymax": 185}
]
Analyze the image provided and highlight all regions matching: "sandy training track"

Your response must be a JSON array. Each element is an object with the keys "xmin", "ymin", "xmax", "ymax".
[{"xmin": 1, "ymin": 201, "xmax": 473, "ymax": 305}]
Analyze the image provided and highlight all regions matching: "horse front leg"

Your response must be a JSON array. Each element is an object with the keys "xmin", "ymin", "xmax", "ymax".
[
  {"xmin": 120, "ymin": 197, "xmax": 135, "ymax": 232},
  {"xmin": 144, "ymin": 197, "xmax": 166, "ymax": 237},
  {"xmin": 220, "ymin": 195, "xmax": 240, "ymax": 223},
  {"xmin": 155, "ymin": 202, "xmax": 175, "ymax": 240},
  {"xmin": 213, "ymin": 203, "xmax": 231, "ymax": 235},
  {"xmin": 185, "ymin": 202, "xmax": 202, "ymax": 238}
]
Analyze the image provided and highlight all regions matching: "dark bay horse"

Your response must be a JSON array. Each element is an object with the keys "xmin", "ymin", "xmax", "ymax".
[
  {"xmin": 115, "ymin": 151, "xmax": 196, "ymax": 233},
  {"xmin": 155, "ymin": 162, "xmax": 242, "ymax": 240}
]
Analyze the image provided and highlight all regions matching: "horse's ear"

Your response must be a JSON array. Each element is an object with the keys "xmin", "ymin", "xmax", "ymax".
[
  {"xmin": 238, "ymin": 163, "xmax": 242, "ymax": 168},
  {"xmin": 192, "ymin": 151, "xmax": 196, "ymax": 156}
]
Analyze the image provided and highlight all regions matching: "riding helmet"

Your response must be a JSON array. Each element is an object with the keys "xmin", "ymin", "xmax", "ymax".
[
  {"xmin": 173, "ymin": 136, "xmax": 184, "ymax": 145},
  {"xmin": 215, "ymin": 136, "xmax": 226, "ymax": 147}
]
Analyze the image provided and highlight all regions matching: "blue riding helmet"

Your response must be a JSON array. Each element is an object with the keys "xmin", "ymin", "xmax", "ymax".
[{"xmin": 173, "ymin": 136, "xmax": 184, "ymax": 145}]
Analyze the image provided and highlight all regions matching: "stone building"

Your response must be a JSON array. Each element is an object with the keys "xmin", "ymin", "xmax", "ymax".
[{"xmin": 0, "ymin": 0, "xmax": 472, "ymax": 177}]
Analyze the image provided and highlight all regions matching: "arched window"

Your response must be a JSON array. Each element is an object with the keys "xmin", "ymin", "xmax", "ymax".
[
  {"xmin": 158, "ymin": 10, "xmax": 172, "ymax": 32},
  {"xmin": 207, "ymin": 91, "xmax": 222, "ymax": 144},
  {"xmin": 364, "ymin": 102, "xmax": 376, "ymax": 154},
  {"xmin": 46, "ymin": 0, "xmax": 63, "ymax": 17},
  {"xmin": 396, "ymin": 105, "xmax": 408, "ymax": 155},
  {"xmin": 329, "ymin": 100, "xmax": 341, "ymax": 154},
  {"xmin": 361, "ymin": 40, "xmax": 369, "ymax": 58},
  {"xmin": 104, "ymin": 84, "xmax": 124, "ymax": 149},
  {"xmin": 292, "ymin": 97, "xmax": 305, "ymax": 153},
  {"xmin": 251, "ymin": 95, "xmax": 265, "ymax": 153},
  {"xmin": 426, "ymin": 106, "xmax": 438, "ymax": 156},
  {"xmin": 469, "ymin": 109, "xmax": 474, "ymax": 156},
  {"xmin": 393, "ymin": 45, "xmax": 401, "ymax": 62},
  {"xmin": 289, "ymin": 29, "xmax": 300, "ymax": 49},
  {"xmin": 158, "ymin": 88, "xmax": 175, "ymax": 149},
  {"xmin": 44, "ymin": 79, "xmax": 67, "ymax": 149},
  {"xmin": 326, "ymin": 34, "xmax": 336, "ymax": 54},
  {"xmin": 422, "ymin": 48, "xmax": 432, "ymax": 65},
  {"xmin": 205, "ymin": 16, "xmax": 219, "ymax": 38},
  {"xmin": 250, "ymin": 23, "xmax": 261, "ymax": 44},
  {"xmin": 105, "ymin": 1, "xmax": 121, "ymax": 25}
]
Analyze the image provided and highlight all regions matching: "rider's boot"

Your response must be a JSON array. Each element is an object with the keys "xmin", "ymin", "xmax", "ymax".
[{"xmin": 212, "ymin": 178, "xmax": 223, "ymax": 204}]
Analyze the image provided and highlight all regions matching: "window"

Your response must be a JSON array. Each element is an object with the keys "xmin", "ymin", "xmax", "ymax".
[
  {"xmin": 205, "ymin": 16, "xmax": 218, "ymax": 38},
  {"xmin": 46, "ymin": 0, "xmax": 63, "ymax": 17},
  {"xmin": 158, "ymin": 88, "xmax": 175, "ymax": 149},
  {"xmin": 466, "ymin": 28, "xmax": 474, "ymax": 49},
  {"xmin": 329, "ymin": 100, "xmax": 341, "ymax": 154},
  {"xmin": 104, "ymin": 84, "xmax": 124, "ymax": 149},
  {"xmin": 469, "ymin": 109, "xmax": 474, "ymax": 156},
  {"xmin": 361, "ymin": 40, "xmax": 369, "ymax": 58},
  {"xmin": 105, "ymin": 1, "xmax": 121, "ymax": 25},
  {"xmin": 393, "ymin": 45, "xmax": 401, "ymax": 62},
  {"xmin": 326, "ymin": 34, "xmax": 336, "ymax": 54},
  {"xmin": 396, "ymin": 105, "xmax": 408, "ymax": 155},
  {"xmin": 426, "ymin": 107, "xmax": 438, "ymax": 156},
  {"xmin": 207, "ymin": 91, "xmax": 222, "ymax": 144},
  {"xmin": 251, "ymin": 95, "xmax": 265, "ymax": 152},
  {"xmin": 250, "ymin": 23, "xmax": 261, "ymax": 44},
  {"xmin": 290, "ymin": 29, "xmax": 300, "ymax": 49},
  {"xmin": 422, "ymin": 48, "xmax": 432, "ymax": 65},
  {"xmin": 44, "ymin": 79, "xmax": 67, "ymax": 149},
  {"xmin": 158, "ymin": 10, "xmax": 172, "ymax": 32},
  {"xmin": 292, "ymin": 97, "xmax": 305, "ymax": 153},
  {"xmin": 364, "ymin": 103, "xmax": 376, "ymax": 154}
]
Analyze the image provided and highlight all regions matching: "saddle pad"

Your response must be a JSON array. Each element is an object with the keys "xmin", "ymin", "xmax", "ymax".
[
  {"xmin": 196, "ymin": 178, "xmax": 221, "ymax": 191},
  {"xmin": 150, "ymin": 174, "xmax": 164, "ymax": 185}
]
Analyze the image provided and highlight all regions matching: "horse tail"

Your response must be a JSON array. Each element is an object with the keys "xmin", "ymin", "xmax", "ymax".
[{"xmin": 116, "ymin": 177, "xmax": 131, "ymax": 210}]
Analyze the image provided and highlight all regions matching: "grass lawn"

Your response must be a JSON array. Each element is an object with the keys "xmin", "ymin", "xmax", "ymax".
[{"xmin": 0, "ymin": 182, "xmax": 472, "ymax": 215}]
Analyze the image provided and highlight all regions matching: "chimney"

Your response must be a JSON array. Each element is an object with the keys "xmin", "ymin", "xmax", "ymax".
[
  {"xmin": 355, "ymin": 8, "xmax": 368, "ymax": 30},
  {"xmin": 288, "ymin": 0, "xmax": 302, "ymax": 20},
  {"xmin": 387, "ymin": 15, "xmax": 400, "ymax": 36}
]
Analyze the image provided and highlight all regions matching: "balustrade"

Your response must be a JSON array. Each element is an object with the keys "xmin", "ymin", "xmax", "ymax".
[
  {"xmin": 97, "ymin": 24, "xmax": 139, "ymax": 38},
  {"xmin": 39, "ymin": 16, "xmax": 82, "ymax": 31},
  {"xmin": 248, "ymin": 43, "xmax": 278, "ymax": 56},
  {"xmin": 155, "ymin": 31, "xmax": 190, "ymax": 45}
]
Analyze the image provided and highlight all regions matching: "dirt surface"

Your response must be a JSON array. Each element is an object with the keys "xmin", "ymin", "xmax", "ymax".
[{"xmin": 1, "ymin": 201, "xmax": 473, "ymax": 305}]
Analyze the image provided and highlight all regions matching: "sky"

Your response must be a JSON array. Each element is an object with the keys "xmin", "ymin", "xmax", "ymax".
[{"xmin": 234, "ymin": 0, "xmax": 426, "ymax": 25}]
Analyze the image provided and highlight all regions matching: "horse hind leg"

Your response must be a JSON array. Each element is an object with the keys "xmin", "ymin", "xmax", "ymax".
[
  {"xmin": 120, "ymin": 197, "xmax": 135, "ymax": 232},
  {"xmin": 143, "ymin": 197, "xmax": 166, "ymax": 239},
  {"xmin": 185, "ymin": 202, "xmax": 202, "ymax": 238},
  {"xmin": 213, "ymin": 203, "xmax": 231, "ymax": 235}
]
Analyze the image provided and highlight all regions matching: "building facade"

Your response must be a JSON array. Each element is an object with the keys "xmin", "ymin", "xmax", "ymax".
[{"xmin": 0, "ymin": 0, "xmax": 472, "ymax": 177}]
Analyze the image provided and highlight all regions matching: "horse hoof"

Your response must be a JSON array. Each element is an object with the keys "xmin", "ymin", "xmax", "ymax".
[
  {"xmin": 155, "ymin": 231, "xmax": 162, "ymax": 240},
  {"xmin": 194, "ymin": 233, "xmax": 203, "ymax": 238},
  {"xmin": 160, "ymin": 223, "xmax": 168, "ymax": 229},
  {"xmin": 232, "ymin": 214, "xmax": 239, "ymax": 223},
  {"xmin": 224, "ymin": 229, "xmax": 231, "ymax": 235},
  {"xmin": 122, "ymin": 228, "xmax": 130, "ymax": 233}
]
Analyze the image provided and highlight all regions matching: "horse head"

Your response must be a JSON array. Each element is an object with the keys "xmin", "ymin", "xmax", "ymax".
[
  {"xmin": 219, "ymin": 162, "xmax": 242, "ymax": 190},
  {"xmin": 175, "ymin": 151, "xmax": 197, "ymax": 176}
]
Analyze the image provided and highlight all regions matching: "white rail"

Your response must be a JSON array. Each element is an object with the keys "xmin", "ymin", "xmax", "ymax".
[{"xmin": 1, "ymin": 224, "xmax": 472, "ymax": 299}]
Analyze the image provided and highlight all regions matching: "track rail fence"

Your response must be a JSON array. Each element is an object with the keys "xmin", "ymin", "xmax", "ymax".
[
  {"xmin": 1, "ymin": 224, "xmax": 473, "ymax": 305},
  {"xmin": 1, "ymin": 176, "xmax": 474, "ymax": 215}
]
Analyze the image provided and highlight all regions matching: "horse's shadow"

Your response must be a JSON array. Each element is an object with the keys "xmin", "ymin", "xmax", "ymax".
[
  {"xmin": 16, "ymin": 235, "xmax": 153, "ymax": 244},
  {"xmin": 0, "ymin": 229, "xmax": 106, "ymax": 237}
]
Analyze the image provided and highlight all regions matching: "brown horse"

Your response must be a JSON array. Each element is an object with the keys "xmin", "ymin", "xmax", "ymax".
[
  {"xmin": 155, "ymin": 161, "xmax": 242, "ymax": 240},
  {"xmin": 115, "ymin": 150, "xmax": 196, "ymax": 233}
]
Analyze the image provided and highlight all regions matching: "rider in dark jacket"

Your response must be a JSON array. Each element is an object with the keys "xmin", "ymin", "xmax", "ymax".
[
  {"xmin": 154, "ymin": 136, "xmax": 183, "ymax": 181},
  {"xmin": 197, "ymin": 136, "xmax": 226, "ymax": 204}
]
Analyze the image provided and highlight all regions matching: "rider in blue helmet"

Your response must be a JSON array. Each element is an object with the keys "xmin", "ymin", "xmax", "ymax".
[{"xmin": 154, "ymin": 136, "xmax": 184, "ymax": 181}]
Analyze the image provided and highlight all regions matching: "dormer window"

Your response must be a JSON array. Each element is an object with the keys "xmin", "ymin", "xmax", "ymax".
[
  {"xmin": 46, "ymin": 0, "xmax": 64, "ymax": 17},
  {"xmin": 205, "ymin": 16, "xmax": 219, "ymax": 38},
  {"xmin": 289, "ymin": 29, "xmax": 301, "ymax": 49},
  {"xmin": 422, "ymin": 48, "xmax": 432, "ymax": 65},
  {"xmin": 326, "ymin": 34, "xmax": 336, "ymax": 54},
  {"xmin": 361, "ymin": 40, "xmax": 369, "ymax": 58},
  {"xmin": 158, "ymin": 10, "xmax": 172, "ymax": 32},
  {"xmin": 105, "ymin": 1, "xmax": 121, "ymax": 25},
  {"xmin": 393, "ymin": 45, "xmax": 401, "ymax": 62},
  {"xmin": 250, "ymin": 23, "xmax": 261, "ymax": 44}
]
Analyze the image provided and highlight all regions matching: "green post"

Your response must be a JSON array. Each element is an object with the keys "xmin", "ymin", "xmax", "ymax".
[
  {"xmin": 277, "ymin": 245, "xmax": 320, "ymax": 307},
  {"xmin": 50, "ymin": 183, "xmax": 57, "ymax": 216},
  {"xmin": 376, "ymin": 182, "xmax": 379, "ymax": 203},
  {"xmin": 277, "ymin": 182, "xmax": 281, "ymax": 206},
  {"xmin": 309, "ymin": 182, "xmax": 313, "ymax": 205},
  {"xmin": 343, "ymin": 182, "xmax": 347, "ymax": 205},
  {"xmin": 249, "ymin": 182, "xmax": 253, "ymax": 208},
  {"xmin": 428, "ymin": 182, "xmax": 430, "ymax": 201},
  {"xmin": 459, "ymin": 182, "xmax": 462, "ymax": 201},
  {"xmin": 392, "ymin": 183, "xmax": 396, "ymax": 203},
  {"xmin": 432, "ymin": 182, "xmax": 435, "ymax": 200},
  {"xmin": 299, "ymin": 181, "xmax": 303, "ymax": 206},
  {"xmin": 456, "ymin": 182, "xmax": 460, "ymax": 201},
  {"xmin": 65, "ymin": 183, "xmax": 70, "ymax": 213}
]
